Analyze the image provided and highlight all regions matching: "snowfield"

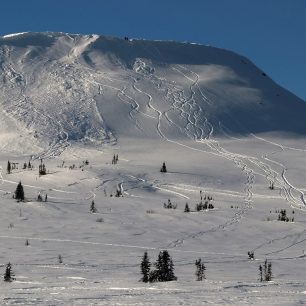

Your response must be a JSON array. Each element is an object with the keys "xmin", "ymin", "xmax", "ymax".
[{"xmin": 0, "ymin": 32, "xmax": 306, "ymax": 305}]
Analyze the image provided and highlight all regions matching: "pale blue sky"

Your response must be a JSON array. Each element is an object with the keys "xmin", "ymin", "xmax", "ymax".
[{"xmin": 1, "ymin": 0, "xmax": 305, "ymax": 100}]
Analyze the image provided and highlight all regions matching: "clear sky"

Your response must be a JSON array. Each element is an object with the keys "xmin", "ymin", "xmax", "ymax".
[{"xmin": 0, "ymin": 0, "xmax": 305, "ymax": 101}]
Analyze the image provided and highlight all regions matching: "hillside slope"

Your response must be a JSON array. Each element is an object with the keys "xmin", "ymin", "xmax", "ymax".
[{"xmin": 0, "ymin": 32, "xmax": 305, "ymax": 156}]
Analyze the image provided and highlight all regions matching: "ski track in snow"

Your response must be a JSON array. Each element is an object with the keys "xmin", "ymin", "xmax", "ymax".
[{"xmin": 133, "ymin": 63, "xmax": 306, "ymax": 250}]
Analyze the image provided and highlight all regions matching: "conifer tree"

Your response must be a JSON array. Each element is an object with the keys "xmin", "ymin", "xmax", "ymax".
[
  {"xmin": 160, "ymin": 162, "xmax": 167, "ymax": 173},
  {"xmin": 259, "ymin": 264, "xmax": 263, "ymax": 282},
  {"xmin": 184, "ymin": 203, "xmax": 190, "ymax": 212},
  {"xmin": 140, "ymin": 251, "xmax": 151, "ymax": 283},
  {"xmin": 7, "ymin": 161, "xmax": 11, "ymax": 174},
  {"xmin": 3, "ymin": 263, "xmax": 15, "ymax": 282},
  {"xmin": 15, "ymin": 181, "xmax": 25, "ymax": 201},
  {"xmin": 90, "ymin": 200, "xmax": 97, "ymax": 213},
  {"xmin": 195, "ymin": 258, "xmax": 206, "ymax": 281},
  {"xmin": 149, "ymin": 250, "xmax": 177, "ymax": 282},
  {"xmin": 259, "ymin": 259, "xmax": 272, "ymax": 282},
  {"xmin": 266, "ymin": 262, "xmax": 272, "ymax": 281}
]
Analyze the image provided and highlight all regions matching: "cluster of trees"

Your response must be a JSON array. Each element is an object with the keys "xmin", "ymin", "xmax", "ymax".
[
  {"xmin": 23, "ymin": 161, "xmax": 33, "ymax": 170},
  {"xmin": 140, "ymin": 250, "xmax": 177, "ymax": 283},
  {"xmin": 39, "ymin": 160, "xmax": 47, "ymax": 175},
  {"xmin": 140, "ymin": 251, "xmax": 208, "ymax": 283},
  {"xmin": 112, "ymin": 154, "xmax": 119, "ymax": 165},
  {"xmin": 184, "ymin": 200, "xmax": 215, "ymax": 213},
  {"xmin": 195, "ymin": 201, "xmax": 214, "ymax": 211},
  {"xmin": 164, "ymin": 199, "xmax": 177, "ymax": 209},
  {"xmin": 277, "ymin": 209, "xmax": 294, "ymax": 222},
  {"xmin": 259, "ymin": 259, "xmax": 272, "ymax": 282}
]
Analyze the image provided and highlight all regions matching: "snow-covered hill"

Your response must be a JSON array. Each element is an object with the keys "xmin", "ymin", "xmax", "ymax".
[
  {"xmin": 0, "ymin": 32, "xmax": 305, "ymax": 156},
  {"xmin": 1, "ymin": 33, "xmax": 306, "ymax": 305}
]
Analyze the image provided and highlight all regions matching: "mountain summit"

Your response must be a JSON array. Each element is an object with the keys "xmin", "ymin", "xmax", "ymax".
[{"xmin": 0, "ymin": 32, "xmax": 305, "ymax": 154}]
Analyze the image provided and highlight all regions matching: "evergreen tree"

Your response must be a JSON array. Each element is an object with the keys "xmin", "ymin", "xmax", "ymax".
[
  {"xmin": 266, "ymin": 262, "xmax": 272, "ymax": 281},
  {"xmin": 184, "ymin": 203, "xmax": 190, "ymax": 212},
  {"xmin": 259, "ymin": 259, "xmax": 272, "ymax": 282},
  {"xmin": 15, "ymin": 181, "xmax": 25, "ymax": 201},
  {"xmin": 259, "ymin": 264, "xmax": 263, "ymax": 282},
  {"xmin": 140, "ymin": 251, "xmax": 151, "ymax": 283},
  {"xmin": 90, "ymin": 200, "xmax": 97, "ymax": 213},
  {"xmin": 39, "ymin": 160, "xmax": 46, "ymax": 175},
  {"xmin": 195, "ymin": 258, "xmax": 206, "ymax": 281},
  {"xmin": 150, "ymin": 250, "xmax": 177, "ymax": 282},
  {"xmin": 7, "ymin": 161, "xmax": 11, "ymax": 174},
  {"xmin": 3, "ymin": 263, "xmax": 15, "ymax": 282},
  {"xmin": 160, "ymin": 162, "xmax": 167, "ymax": 173}
]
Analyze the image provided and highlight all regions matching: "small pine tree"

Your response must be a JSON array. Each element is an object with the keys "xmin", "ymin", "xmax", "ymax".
[
  {"xmin": 160, "ymin": 162, "xmax": 167, "ymax": 173},
  {"xmin": 3, "ymin": 263, "xmax": 15, "ymax": 282},
  {"xmin": 39, "ymin": 160, "xmax": 46, "ymax": 175},
  {"xmin": 7, "ymin": 161, "xmax": 11, "ymax": 174},
  {"xmin": 248, "ymin": 251, "xmax": 255, "ymax": 260},
  {"xmin": 184, "ymin": 203, "xmax": 190, "ymax": 212},
  {"xmin": 140, "ymin": 251, "xmax": 151, "ymax": 283},
  {"xmin": 25, "ymin": 239, "xmax": 30, "ymax": 246},
  {"xmin": 90, "ymin": 200, "xmax": 97, "ymax": 213},
  {"xmin": 195, "ymin": 258, "xmax": 206, "ymax": 281},
  {"xmin": 15, "ymin": 181, "xmax": 25, "ymax": 201},
  {"xmin": 58, "ymin": 254, "xmax": 63, "ymax": 264},
  {"xmin": 266, "ymin": 262, "xmax": 272, "ymax": 281},
  {"xmin": 259, "ymin": 264, "xmax": 263, "ymax": 282}
]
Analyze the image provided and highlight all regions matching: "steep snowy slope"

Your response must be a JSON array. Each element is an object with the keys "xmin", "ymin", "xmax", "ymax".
[{"xmin": 0, "ymin": 32, "xmax": 305, "ymax": 157}]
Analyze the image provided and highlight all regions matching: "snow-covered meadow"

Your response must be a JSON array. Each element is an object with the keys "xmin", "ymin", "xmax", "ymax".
[{"xmin": 0, "ymin": 32, "xmax": 306, "ymax": 305}]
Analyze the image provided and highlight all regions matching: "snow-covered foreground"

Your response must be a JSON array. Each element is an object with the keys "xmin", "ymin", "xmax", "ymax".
[{"xmin": 1, "ymin": 134, "xmax": 306, "ymax": 305}]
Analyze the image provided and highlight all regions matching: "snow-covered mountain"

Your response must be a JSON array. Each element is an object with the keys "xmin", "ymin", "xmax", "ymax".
[
  {"xmin": 2, "ymin": 33, "xmax": 306, "ymax": 305},
  {"xmin": 0, "ymin": 32, "xmax": 305, "ymax": 156}
]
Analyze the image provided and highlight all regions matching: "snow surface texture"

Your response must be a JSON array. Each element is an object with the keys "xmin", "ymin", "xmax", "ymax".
[{"xmin": 0, "ymin": 32, "xmax": 306, "ymax": 305}]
